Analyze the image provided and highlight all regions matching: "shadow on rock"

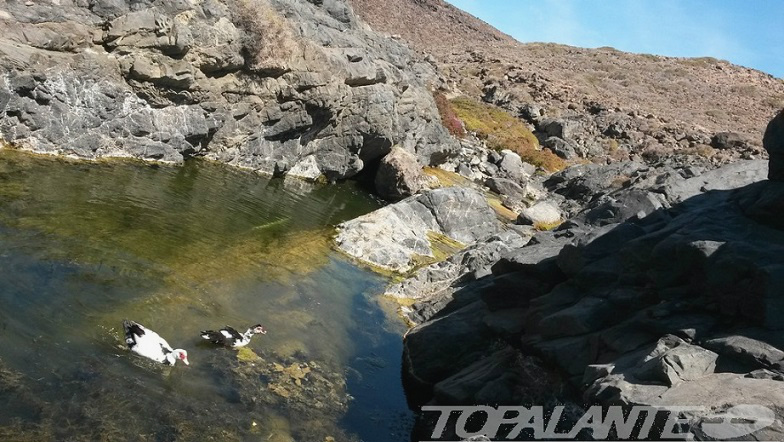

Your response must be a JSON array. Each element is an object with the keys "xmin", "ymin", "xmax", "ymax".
[{"xmin": 402, "ymin": 175, "xmax": 784, "ymax": 440}]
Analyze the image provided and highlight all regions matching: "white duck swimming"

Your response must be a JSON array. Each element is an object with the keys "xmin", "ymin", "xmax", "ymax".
[
  {"xmin": 200, "ymin": 324, "xmax": 267, "ymax": 348},
  {"xmin": 123, "ymin": 320, "xmax": 189, "ymax": 366}
]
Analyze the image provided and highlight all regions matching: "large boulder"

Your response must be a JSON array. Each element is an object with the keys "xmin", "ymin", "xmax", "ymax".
[
  {"xmin": 635, "ymin": 336, "xmax": 718, "ymax": 386},
  {"xmin": 518, "ymin": 201, "xmax": 562, "ymax": 227},
  {"xmin": 497, "ymin": 150, "xmax": 531, "ymax": 182},
  {"xmin": 335, "ymin": 187, "xmax": 502, "ymax": 273},
  {"xmin": 764, "ymin": 109, "xmax": 784, "ymax": 181},
  {"xmin": 711, "ymin": 131, "xmax": 749, "ymax": 150},
  {"xmin": 374, "ymin": 146, "xmax": 425, "ymax": 200},
  {"xmin": 542, "ymin": 136, "xmax": 578, "ymax": 159}
]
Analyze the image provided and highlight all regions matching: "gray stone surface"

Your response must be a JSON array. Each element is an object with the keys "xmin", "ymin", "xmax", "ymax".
[
  {"xmin": 0, "ymin": 0, "xmax": 457, "ymax": 177},
  {"xmin": 335, "ymin": 187, "xmax": 501, "ymax": 273},
  {"xmin": 386, "ymin": 230, "xmax": 530, "ymax": 301},
  {"xmin": 374, "ymin": 146, "xmax": 425, "ymax": 200},
  {"xmin": 636, "ymin": 336, "xmax": 718, "ymax": 386},
  {"xmin": 485, "ymin": 177, "xmax": 526, "ymax": 202},
  {"xmin": 542, "ymin": 136, "xmax": 578, "ymax": 159},
  {"xmin": 703, "ymin": 335, "xmax": 784, "ymax": 368},
  {"xmin": 497, "ymin": 149, "xmax": 529, "ymax": 182},
  {"xmin": 711, "ymin": 131, "xmax": 749, "ymax": 150},
  {"xmin": 518, "ymin": 201, "xmax": 561, "ymax": 226},
  {"xmin": 400, "ymin": 159, "xmax": 784, "ymax": 441}
]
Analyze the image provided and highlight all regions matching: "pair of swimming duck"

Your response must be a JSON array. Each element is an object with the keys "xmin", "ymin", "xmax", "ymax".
[{"xmin": 123, "ymin": 320, "xmax": 267, "ymax": 366}]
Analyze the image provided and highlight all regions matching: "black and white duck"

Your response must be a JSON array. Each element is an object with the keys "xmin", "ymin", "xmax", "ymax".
[
  {"xmin": 123, "ymin": 320, "xmax": 189, "ymax": 366},
  {"xmin": 200, "ymin": 324, "xmax": 267, "ymax": 348}
]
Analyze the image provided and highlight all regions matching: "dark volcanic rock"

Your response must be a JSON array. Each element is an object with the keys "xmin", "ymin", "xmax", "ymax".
[
  {"xmin": 399, "ymin": 160, "xmax": 784, "ymax": 440},
  {"xmin": 764, "ymin": 109, "xmax": 784, "ymax": 181},
  {"xmin": 711, "ymin": 131, "xmax": 749, "ymax": 150},
  {"xmin": 403, "ymin": 300, "xmax": 490, "ymax": 387},
  {"xmin": 542, "ymin": 136, "xmax": 578, "ymax": 159}
]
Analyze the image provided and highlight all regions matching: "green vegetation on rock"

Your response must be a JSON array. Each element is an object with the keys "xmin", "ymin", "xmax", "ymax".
[
  {"xmin": 422, "ymin": 166, "xmax": 474, "ymax": 188},
  {"xmin": 533, "ymin": 220, "xmax": 563, "ymax": 231},
  {"xmin": 409, "ymin": 231, "xmax": 465, "ymax": 269},
  {"xmin": 447, "ymin": 97, "xmax": 566, "ymax": 171},
  {"xmin": 433, "ymin": 91, "xmax": 466, "ymax": 137}
]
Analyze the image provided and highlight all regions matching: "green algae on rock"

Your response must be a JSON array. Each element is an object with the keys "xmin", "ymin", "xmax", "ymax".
[{"xmin": 408, "ymin": 231, "xmax": 465, "ymax": 269}]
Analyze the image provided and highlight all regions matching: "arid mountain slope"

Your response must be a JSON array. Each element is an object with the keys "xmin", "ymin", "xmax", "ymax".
[{"xmin": 350, "ymin": 0, "xmax": 784, "ymax": 146}]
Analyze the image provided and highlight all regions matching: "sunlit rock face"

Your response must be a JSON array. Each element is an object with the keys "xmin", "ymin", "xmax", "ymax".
[{"xmin": 0, "ymin": 0, "xmax": 457, "ymax": 179}]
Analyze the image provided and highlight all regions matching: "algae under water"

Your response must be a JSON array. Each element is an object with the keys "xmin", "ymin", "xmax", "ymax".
[{"xmin": 0, "ymin": 150, "xmax": 413, "ymax": 442}]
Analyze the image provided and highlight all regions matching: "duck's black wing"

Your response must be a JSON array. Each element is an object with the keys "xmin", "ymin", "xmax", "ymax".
[
  {"xmin": 200, "ymin": 326, "xmax": 242, "ymax": 346},
  {"xmin": 123, "ymin": 320, "xmax": 145, "ymax": 349}
]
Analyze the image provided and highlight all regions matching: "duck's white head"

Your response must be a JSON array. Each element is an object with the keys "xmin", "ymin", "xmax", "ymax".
[
  {"xmin": 168, "ymin": 349, "xmax": 189, "ymax": 365},
  {"xmin": 251, "ymin": 324, "xmax": 267, "ymax": 335}
]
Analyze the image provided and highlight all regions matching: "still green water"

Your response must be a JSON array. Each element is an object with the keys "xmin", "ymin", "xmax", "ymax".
[{"xmin": 0, "ymin": 149, "xmax": 412, "ymax": 442}]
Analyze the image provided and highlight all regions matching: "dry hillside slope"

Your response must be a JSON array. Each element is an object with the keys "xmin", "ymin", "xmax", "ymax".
[{"xmin": 350, "ymin": 0, "xmax": 784, "ymax": 148}]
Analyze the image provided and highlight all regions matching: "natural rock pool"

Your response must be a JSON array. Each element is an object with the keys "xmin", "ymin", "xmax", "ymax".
[{"xmin": 0, "ymin": 149, "xmax": 412, "ymax": 442}]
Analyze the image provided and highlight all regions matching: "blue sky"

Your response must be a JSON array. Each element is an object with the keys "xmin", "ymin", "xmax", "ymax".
[{"xmin": 445, "ymin": 0, "xmax": 784, "ymax": 78}]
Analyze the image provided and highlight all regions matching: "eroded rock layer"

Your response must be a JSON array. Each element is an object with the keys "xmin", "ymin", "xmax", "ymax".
[{"xmin": 0, "ymin": 0, "xmax": 456, "ymax": 179}]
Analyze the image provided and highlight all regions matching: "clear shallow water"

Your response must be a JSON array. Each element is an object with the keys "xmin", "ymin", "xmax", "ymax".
[{"xmin": 0, "ymin": 150, "xmax": 413, "ymax": 442}]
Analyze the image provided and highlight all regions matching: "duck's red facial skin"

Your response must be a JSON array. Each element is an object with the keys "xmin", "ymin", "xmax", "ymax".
[{"xmin": 179, "ymin": 352, "xmax": 189, "ymax": 365}]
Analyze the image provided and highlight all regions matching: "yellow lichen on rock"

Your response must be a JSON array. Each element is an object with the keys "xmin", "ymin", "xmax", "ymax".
[
  {"xmin": 409, "ymin": 230, "xmax": 465, "ymax": 269},
  {"xmin": 486, "ymin": 196, "xmax": 519, "ymax": 221},
  {"xmin": 423, "ymin": 166, "xmax": 473, "ymax": 188},
  {"xmin": 533, "ymin": 220, "xmax": 563, "ymax": 231}
]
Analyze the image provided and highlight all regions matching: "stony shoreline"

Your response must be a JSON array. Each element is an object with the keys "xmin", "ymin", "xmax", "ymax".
[{"xmin": 335, "ymin": 110, "xmax": 784, "ymax": 440}]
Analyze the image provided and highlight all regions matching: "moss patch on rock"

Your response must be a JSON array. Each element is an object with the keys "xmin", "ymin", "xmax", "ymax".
[
  {"xmin": 237, "ymin": 347, "xmax": 262, "ymax": 363},
  {"xmin": 486, "ymin": 196, "xmax": 520, "ymax": 222},
  {"xmin": 422, "ymin": 166, "xmax": 474, "ymax": 188},
  {"xmin": 533, "ymin": 220, "xmax": 563, "ymax": 231},
  {"xmin": 449, "ymin": 97, "xmax": 566, "ymax": 171},
  {"xmin": 409, "ymin": 231, "xmax": 465, "ymax": 269}
]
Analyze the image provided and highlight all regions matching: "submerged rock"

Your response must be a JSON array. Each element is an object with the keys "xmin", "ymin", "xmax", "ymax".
[{"xmin": 228, "ymin": 349, "xmax": 356, "ymax": 441}]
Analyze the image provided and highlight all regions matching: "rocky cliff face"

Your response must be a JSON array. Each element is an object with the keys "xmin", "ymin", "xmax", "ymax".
[{"xmin": 0, "ymin": 0, "xmax": 456, "ymax": 180}]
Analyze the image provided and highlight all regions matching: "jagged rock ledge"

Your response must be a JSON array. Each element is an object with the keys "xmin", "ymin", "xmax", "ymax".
[{"xmin": 0, "ymin": 0, "xmax": 456, "ymax": 182}]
